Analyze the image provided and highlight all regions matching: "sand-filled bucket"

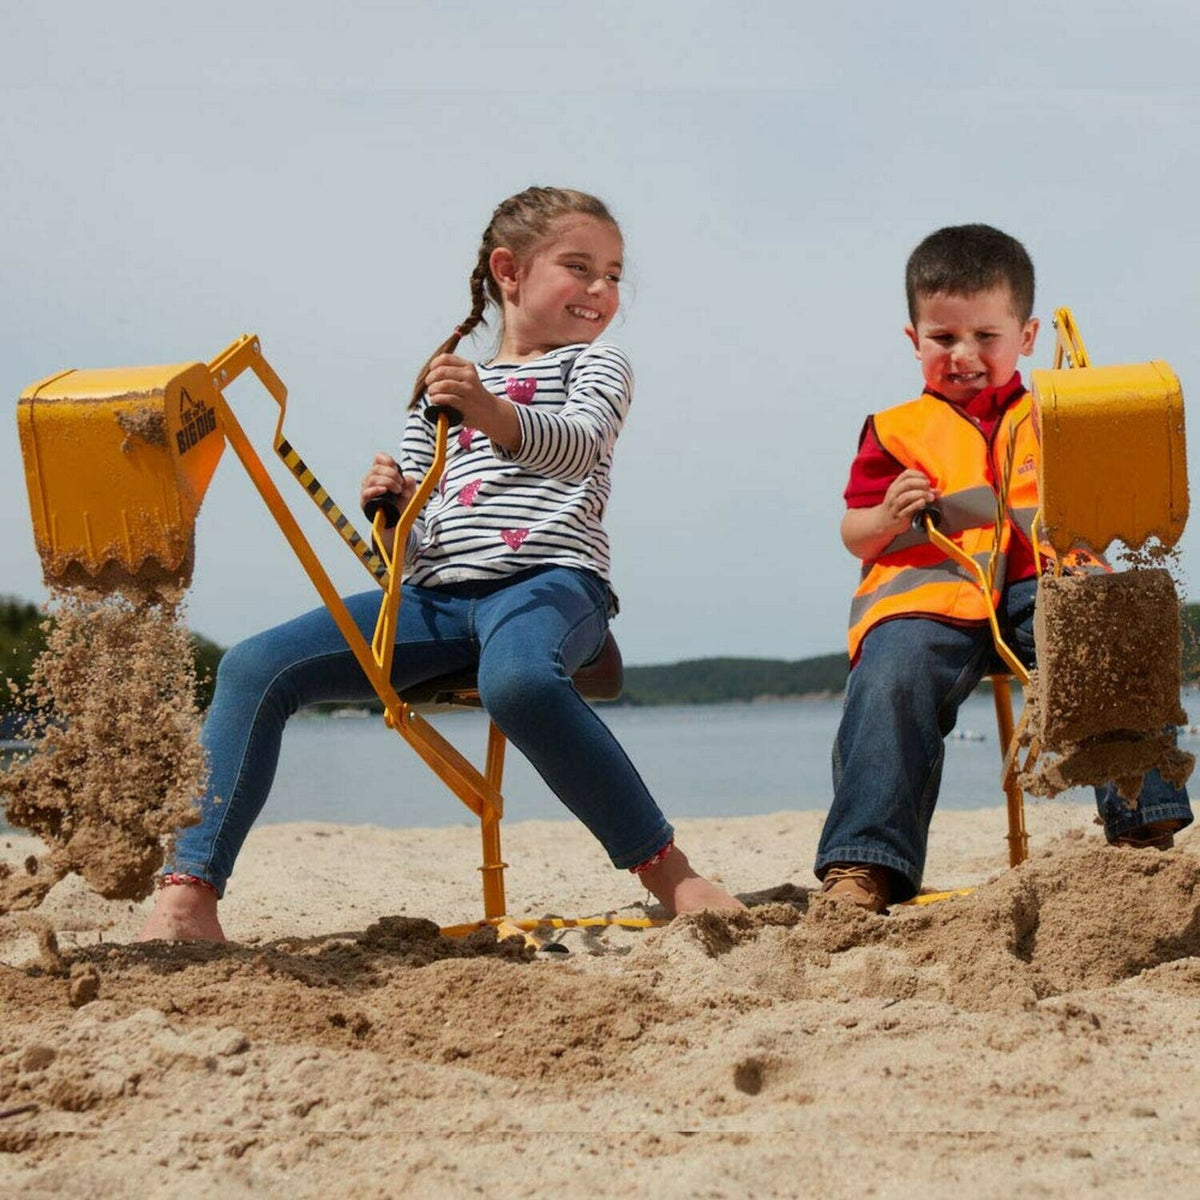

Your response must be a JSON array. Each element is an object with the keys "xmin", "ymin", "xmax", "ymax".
[
  {"xmin": 17, "ymin": 362, "xmax": 226, "ymax": 592},
  {"xmin": 1020, "ymin": 321, "xmax": 1193, "ymax": 803}
]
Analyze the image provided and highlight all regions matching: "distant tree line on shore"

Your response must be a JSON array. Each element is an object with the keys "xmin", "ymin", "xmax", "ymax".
[
  {"xmin": 0, "ymin": 596, "xmax": 223, "ymax": 724},
  {"xmin": 5, "ymin": 595, "xmax": 1200, "ymax": 718},
  {"xmin": 619, "ymin": 654, "xmax": 849, "ymax": 705}
]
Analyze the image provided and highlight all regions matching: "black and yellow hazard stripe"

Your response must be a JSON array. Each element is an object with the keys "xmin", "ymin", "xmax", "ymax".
[{"xmin": 275, "ymin": 435, "xmax": 389, "ymax": 583}]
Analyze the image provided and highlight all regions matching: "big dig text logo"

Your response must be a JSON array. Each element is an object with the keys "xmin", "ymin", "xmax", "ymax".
[{"xmin": 176, "ymin": 388, "xmax": 217, "ymax": 455}]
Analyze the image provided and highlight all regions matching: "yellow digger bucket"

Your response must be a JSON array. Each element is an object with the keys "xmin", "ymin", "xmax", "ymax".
[
  {"xmin": 17, "ymin": 362, "xmax": 225, "ymax": 590},
  {"xmin": 1030, "ymin": 313, "xmax": 1188, "ymax": 556}
]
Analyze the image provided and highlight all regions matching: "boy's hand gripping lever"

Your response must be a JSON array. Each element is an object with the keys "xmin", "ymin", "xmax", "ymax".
[
  {"xmin": 915, "ymin": 504, "xmax": 1029, "ymax": 685},
  {"xmin": 912, "ymin": 504, "xmax": 943, "ymax": 532}
]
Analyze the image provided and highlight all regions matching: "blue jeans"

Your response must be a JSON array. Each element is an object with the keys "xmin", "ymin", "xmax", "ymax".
[
  {"xmin": 815, "ymin": 578, "xmax": 1193, "ymax": 902},
  {"xmin": 170, "ymin": 566, "xmax": 673, "ymax": 895}
]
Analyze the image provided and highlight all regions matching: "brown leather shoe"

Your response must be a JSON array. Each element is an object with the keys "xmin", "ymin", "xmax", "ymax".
[
  {"xmin": 1112, "ymin": 819, "xmax": 1184, "ymax": 851},
  {"xmin": 821, "ymin": 863, "xmax": 891, "ymax": 913}
]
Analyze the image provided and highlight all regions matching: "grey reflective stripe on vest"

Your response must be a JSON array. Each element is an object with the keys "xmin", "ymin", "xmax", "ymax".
[
  {"xmin": 1009, "ymin": 505, "xmax": 1037, "ymax": 538},
  {"xmin": 849, "ymin": 551, "xmax": 998, "ymax": 629},
  {"xmin": 990, "ymin": 551, "xmax": 1008, "ymax": 593},
  {"xmin": 881, "ymin": 485, "xmax": 1000, "ymax": 554}
]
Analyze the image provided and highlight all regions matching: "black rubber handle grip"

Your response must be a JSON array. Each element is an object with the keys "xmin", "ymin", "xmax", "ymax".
[
  {"xmin": 912, "ymin": 504, "xmax": 943, "ymax": 532},
  {"xmin": 363, "ymin": 494, "xmax": 401, "ymax": 530},
  {"xmin": 423, "ymin": 403, "xmax": 462, "ymax": 427}
]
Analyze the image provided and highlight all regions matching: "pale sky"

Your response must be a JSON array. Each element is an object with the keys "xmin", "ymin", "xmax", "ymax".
[{"xmin": 3, "ymin": 3, "xmax": 1199, "ymax": 664}]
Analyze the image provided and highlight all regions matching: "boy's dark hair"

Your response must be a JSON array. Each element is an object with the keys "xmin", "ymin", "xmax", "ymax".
[{"xmin": 905, "ymin": 224, "xmax": 1035, "ymax": 323}]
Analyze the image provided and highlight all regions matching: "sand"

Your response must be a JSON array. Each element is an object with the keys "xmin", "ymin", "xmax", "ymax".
[
  {"xmin": 0, "ymin": 804, "xmax": 1197, "ymax": 1197},
  {"xmin": 1, "ymin": 592, "xmax": 206, "ymax": 905},
  {"xmin": 1021, "ymin": 570, "xmax": 1194, "ymax": 803}
]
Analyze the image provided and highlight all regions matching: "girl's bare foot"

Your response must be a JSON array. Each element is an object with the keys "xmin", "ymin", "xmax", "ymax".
[
  {"xmin": 638, "ymin": 845, "xmax": 747, "ymax": 917},
  {"xmin": 137, "ymin": 882, "xmax": 226, "ymax": 943}
]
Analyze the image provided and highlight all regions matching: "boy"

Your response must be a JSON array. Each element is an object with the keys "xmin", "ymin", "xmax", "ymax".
[{"xmin": 816, "ymin": 224, "xmax": 1193, "ymax": 912}]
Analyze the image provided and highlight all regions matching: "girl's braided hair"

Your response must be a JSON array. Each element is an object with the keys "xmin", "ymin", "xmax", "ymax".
[{"xmin": 407, "ymin": 186, "xmax": 618, "ymax": 409}]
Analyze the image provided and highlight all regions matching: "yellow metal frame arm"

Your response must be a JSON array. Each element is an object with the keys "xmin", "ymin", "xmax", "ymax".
[
  {"xmin": 922, "ymin": 516, "xmax": 1030, "ymax": 686},
  {"xmin": 203, "ymin": 335, "xmax": 502, "ymax": 823},
  {"xmin": 1050, "ymin": 306, "xmax": 1090, "ymax": 369},
  {"xmin": 367, "ymin": 426, "xmax": 445, "ymax": 686}
]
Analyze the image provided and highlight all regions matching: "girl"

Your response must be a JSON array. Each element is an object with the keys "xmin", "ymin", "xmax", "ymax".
[{"xmin": 140, "ymin": 186, "xmax": 743, "ymax": 942}]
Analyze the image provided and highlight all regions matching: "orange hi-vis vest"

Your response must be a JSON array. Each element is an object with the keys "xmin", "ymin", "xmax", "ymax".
[{"xmin": 847, "ymin": 390, "xmax": 1041, "ymax": 661}]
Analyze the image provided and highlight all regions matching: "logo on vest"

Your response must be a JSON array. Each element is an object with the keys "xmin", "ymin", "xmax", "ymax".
[
  {"xmin": 176, "ymin": 388, "xmax": 218, "ymax": 456},
  {"xmin": 1017, "ymin": 454, "xmax": 1035, "ymax": 476}
]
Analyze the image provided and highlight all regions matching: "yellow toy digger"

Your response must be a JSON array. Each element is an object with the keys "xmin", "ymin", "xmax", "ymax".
[{"xmin": 17, "ymin": 334, "xmax": 655, "ymax": 942}]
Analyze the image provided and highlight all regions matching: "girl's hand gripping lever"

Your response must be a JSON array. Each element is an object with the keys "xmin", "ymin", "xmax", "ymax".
[
  {"xmin": 361, "ymin": 454, "xmax": 414, "ymax": 531},
  {"xmin": 362, "ymin": 493, "xmax": 401, "ymax": 529},
  {"xmin": 423, "ymin": 352, "xmax": 499, "ymax": 429},
  {"xmin": 423, "ymin": 402, "xmax": 462, "ymax": 427}
]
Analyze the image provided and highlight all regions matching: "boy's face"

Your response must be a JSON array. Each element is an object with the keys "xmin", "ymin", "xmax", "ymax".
[{"xmin": 905, "ymin": 285, "xmax": 1039, "ymax": 404}]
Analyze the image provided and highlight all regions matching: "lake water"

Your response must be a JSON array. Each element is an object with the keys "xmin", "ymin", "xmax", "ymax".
[
  {"xmin": 263, "ymin": 692, "xmax": 1106, "ymax": 829},
  {"xmin": 7, "ymin": 691, "xmax": 1197, "ymax": 835}
]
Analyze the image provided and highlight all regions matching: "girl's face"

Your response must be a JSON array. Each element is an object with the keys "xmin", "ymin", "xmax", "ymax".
[{"xmin": 501, "ymin": 216, "xmax": 623, "ymax": 352}]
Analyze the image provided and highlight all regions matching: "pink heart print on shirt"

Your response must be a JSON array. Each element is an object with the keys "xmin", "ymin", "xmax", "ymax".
[
  {"xmin": 501, "ymin": 529, "xmax": 529, "ymax": 550},
  {"xmin": 457, "ymin": 479, "xmax": 481, "ymax": 507},
  {"xmin": 504, "ymin": 376, "xmax": 537, "ymax": 405},
  {"xmin": 458, "ymin": 427, "xmax": 476, "ymax": 450}
]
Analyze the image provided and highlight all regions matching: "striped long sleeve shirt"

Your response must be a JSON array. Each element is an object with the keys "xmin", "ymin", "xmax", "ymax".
[{"xmin": 399, "ymin": 341, "xmax": 632, "ymax": 603}]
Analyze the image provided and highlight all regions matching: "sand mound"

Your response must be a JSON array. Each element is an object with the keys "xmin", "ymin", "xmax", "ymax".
[
  {"xmin": 897, "ymin": 839, "xmax": 1200, "ymax": 1008},
  {"xmin": 2, "ymin": 836, "xmax": 1193, "ymax": 1052},
  {"xmin": 105, "ymin": 833, "xmax": 1184, "ymax": 1042},
  {"xmin": 622, "ymin": 836, "xmax": 1200, "ymax": 1013},
  {"xmin": 0, "ymin": 919, "xmax": 684, "ymax": 1108}
]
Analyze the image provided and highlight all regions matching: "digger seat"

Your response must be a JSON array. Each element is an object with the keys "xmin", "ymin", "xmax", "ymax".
[
  {"xmin": 397, "ymin": 630, "xmax": 624, "ymax": 710},
  {"xmin": 392, "ymin": 631, "xmax": 624, "ymax": 926}
]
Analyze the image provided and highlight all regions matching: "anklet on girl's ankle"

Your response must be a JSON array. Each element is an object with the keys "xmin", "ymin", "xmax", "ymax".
[
  {"xmin": 157, "ymin": 872, "xmax": 218, "ymax": 895},
  {"xmin": 630, "ymin": 839, "xmax": 675, "ymax": 874}
]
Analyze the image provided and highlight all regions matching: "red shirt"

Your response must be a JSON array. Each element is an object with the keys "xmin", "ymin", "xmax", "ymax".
[{"xmin": 843, "ymin": 373, "xmax": 1037, "ymax": 582}]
